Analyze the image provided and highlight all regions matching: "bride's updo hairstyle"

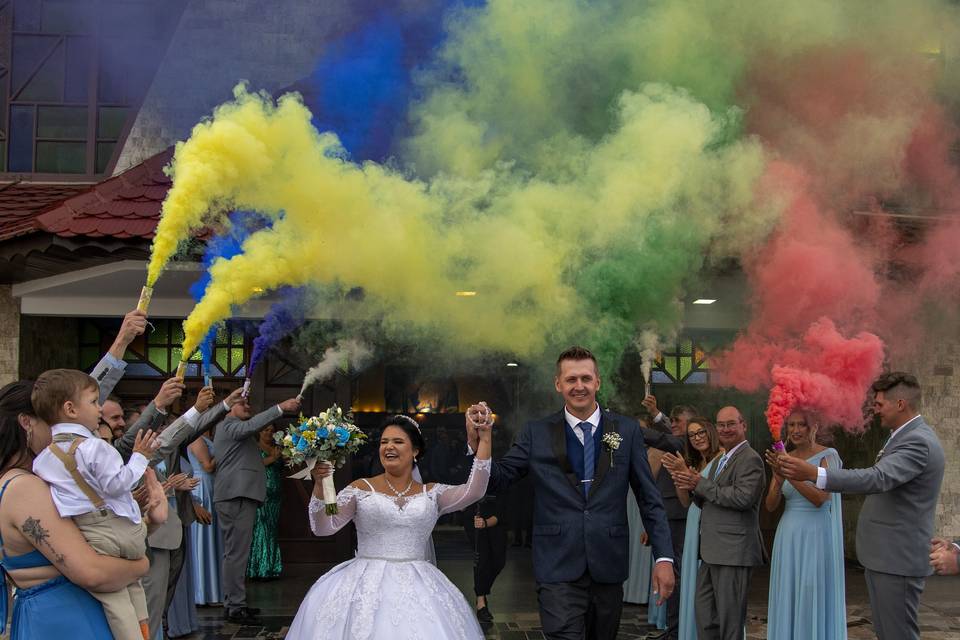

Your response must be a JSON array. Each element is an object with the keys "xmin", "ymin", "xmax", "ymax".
[{"xmin": 381, "ymin": 415, "xmax": 426, "ymax": 465}]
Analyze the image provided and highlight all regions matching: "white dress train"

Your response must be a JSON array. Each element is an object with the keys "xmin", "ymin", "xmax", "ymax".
[{"xmin": 286, "ymin": 457, "xmax": 491, "ymax": 640}]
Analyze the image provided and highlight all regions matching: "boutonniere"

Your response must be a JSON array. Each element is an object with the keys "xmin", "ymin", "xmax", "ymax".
[{"xmin": 602, "ymin": 432, "xmax": 622, "ymax": 467}]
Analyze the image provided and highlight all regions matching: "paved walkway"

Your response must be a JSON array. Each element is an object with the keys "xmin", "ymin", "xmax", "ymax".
[{"xmin": 183, "ymin": 530, "xmax": 959, "ymax": 639}]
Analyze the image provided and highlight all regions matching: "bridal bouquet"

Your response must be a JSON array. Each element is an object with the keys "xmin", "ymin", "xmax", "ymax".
[{"xmin": 275, "ymin": 404, "xmax": 367, "ymax": 514}]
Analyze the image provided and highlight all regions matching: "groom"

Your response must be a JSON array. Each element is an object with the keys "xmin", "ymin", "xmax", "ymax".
[{"xmin": 467, "ymin": 346, "xmax": 674, "ymax": 640}]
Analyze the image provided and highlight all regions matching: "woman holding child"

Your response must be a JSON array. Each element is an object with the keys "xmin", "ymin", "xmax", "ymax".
[{"xmin": 0, "ymin": 377, "xmax": 156, "ymax": 639}]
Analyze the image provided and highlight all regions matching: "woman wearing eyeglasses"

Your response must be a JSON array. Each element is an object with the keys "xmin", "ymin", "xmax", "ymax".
[
  {"xmin": 764, "ymin": 410, "xmax": 846, "ymax": 640},
  {"xmin": 660, "ymin": 417, "xmax": 722, "ymax": 640}
]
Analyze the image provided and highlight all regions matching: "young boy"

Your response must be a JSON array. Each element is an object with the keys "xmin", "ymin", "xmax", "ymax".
[{"xmin": 32, "ymin": 369, "xmax": 159, "ymax": 640}]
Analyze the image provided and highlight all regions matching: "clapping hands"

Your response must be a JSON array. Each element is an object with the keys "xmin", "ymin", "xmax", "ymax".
[{"xmin": 662, "ymin": 451, "xmax": 700, "ymax": 491}]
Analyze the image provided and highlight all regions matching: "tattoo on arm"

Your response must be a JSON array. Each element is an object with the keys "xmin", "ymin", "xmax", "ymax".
[{"xmin": 21, "ymin": 517, "xmax": 66, "ymax": 566}]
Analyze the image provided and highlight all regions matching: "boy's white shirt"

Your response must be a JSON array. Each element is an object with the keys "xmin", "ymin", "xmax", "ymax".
[{"xmin": 33, "ymin": 422, "xmax": 148, "ymax": 524}]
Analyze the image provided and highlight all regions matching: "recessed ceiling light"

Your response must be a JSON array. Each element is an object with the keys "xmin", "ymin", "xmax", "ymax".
[
  {"xmin": 506, "ymin": 362, "xmax": 519, "ymax": 367},
  {"xmin": 455, "ymin": 291, "xmax": 477, "ymax": 297},
  {"xmin": 692, "ymin": 298, "xmax": 716, "ymax": 305}
]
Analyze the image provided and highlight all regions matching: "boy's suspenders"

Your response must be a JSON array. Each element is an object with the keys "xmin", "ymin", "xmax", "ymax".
[{"xmin": 46, "ymin": 434, "xmax": 107, "ymax": 511}]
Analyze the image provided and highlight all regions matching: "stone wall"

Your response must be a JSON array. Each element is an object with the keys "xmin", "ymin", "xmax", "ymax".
[
  {"xmin": 0, "ymin": 286, "xmax": 19, "ymax": 387},
  {"xmin": 115, "ymin": 0, "xmax": 363, "ymax": 172},
  {"xmin": 909, "ymin": 336, "xmax": 960, "ymax": 539}
]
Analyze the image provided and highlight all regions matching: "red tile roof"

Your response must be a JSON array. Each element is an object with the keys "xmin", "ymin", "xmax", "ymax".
[
  {"xmin": 0, "ymin": 148, "xmax": 173, "ymax": 243},
  {"xmin": 0, "ymin": 183, "xmax": 92, "ymax": 241}
]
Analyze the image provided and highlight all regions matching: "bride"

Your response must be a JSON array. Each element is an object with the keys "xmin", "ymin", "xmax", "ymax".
[{"xmin": 286, "ymin": 411, "xmax": 492, "ymax": 639}]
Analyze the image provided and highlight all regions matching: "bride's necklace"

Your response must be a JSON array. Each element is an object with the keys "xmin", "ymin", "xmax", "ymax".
[{"xmin": 384, "ymin": 475, "xmax": 414, "ymax": 509}]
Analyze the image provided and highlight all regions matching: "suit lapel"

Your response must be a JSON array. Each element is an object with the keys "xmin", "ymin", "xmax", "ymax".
[
  {"xmin": 588, "ymin": 412, "xmax": 615, "ymax": 498},
  {"xmin": 716, "ymin": 441, "xmax": 749, "ymax": 481},
  {"xmin": 549, "ymin": 412, "xmax": 581, "ymax": 494}
]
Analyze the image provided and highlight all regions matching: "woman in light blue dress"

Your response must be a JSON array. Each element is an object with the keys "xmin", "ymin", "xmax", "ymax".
[
  {"xmin": 662, "ymin": 417, "xmax": 722, "ymax": 640},
  {"xmin": 765, "ymin": 411, "xmax": 846, "ymax": 640},
  {"xmin": 625, "ymin": 444, "xmax": 670, "ymax": 629},
  {"xmin": 623, "ymin": 486, "xmax": 653, "ymax": 604},
  {"xmin": 188, "ymin": 430, "xmax": 223, "ymax": 604}
]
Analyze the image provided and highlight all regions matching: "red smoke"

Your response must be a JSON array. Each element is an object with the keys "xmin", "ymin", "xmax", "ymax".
[
  {"xmin": 764, "ymin": 319, "xmax": 885, "ymax": 438},
  {"xmin": 713, "ymin": 44, "xmax": 957, "ymax": 438}
]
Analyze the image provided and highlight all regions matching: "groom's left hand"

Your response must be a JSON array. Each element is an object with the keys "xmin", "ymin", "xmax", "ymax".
[{"xmin": 651, "ymin": 561, "xmax": 675, "ymax": 605}]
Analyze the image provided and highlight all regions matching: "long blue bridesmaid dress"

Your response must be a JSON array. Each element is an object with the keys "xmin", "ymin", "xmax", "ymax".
[
  {"xmin": 188, "ymin": 435, "xmax": 223, "ymax": 604},
  {"xmin": 766, "ymin": 448, "xmax": 846, "ymax": 640},
  {"xmin": 624, "ymin": 487, "xmax": 653, "ymax": 604},
  {"xmin": 677, "ymin": 461, "xmax": 712, "ymax": 640}
]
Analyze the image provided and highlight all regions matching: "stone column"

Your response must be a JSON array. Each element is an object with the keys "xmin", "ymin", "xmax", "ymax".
[
  {"xmin": 0, "ymin": 285, "xmax": 20, "ymax": 387},
  {"xmin": 907, "ymin": 336, "xmax": 960, "ymax": 539}
]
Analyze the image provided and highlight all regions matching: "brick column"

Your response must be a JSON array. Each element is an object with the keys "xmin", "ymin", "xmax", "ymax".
[{"xmin": 0, "ymin": 285, "xmax": 20, "ymax": 387}]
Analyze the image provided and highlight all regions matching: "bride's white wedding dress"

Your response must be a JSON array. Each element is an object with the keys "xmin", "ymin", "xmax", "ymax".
[{"xmin": 286, "ymin": 457, "xmax": 490, "ymax": 640}]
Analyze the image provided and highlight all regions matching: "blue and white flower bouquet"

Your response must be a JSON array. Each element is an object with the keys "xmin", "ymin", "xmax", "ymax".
[{"xmin": 274, "ymin": 404, "xmax": 366, "ymax": 514}]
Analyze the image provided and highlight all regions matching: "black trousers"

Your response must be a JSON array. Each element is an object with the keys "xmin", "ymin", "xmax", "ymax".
[
  {"xmin": 538, "ymin": 570, "xmax": 623, "ymax": 640},
  {"xmin": 474, "ymin": 526, "xmax": 507, "ymax": 596}
]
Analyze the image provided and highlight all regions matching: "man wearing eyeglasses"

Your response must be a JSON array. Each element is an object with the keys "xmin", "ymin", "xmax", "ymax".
[
  {"xmin": 670, "ymin": 406, "xmax": 765, "ymax": 640},
  {"xmin": 778, "ymin": 372, "xmax": 945, "ymax": 640}
]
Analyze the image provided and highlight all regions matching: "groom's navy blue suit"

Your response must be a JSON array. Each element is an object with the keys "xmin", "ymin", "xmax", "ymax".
[{"xmin": 488, "ymin": 408, "xmax": 673, "ymax": 584}]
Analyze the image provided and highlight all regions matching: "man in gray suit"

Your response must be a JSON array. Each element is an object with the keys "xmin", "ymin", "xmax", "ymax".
[
  {"xmin": 779, "ymin": 372, "xmax": 946, "ymax": 640},
  {"xmin": 214, "ymin": 394, "xmax": 301, "ymax": 623},
  {"xmin": 640, "ymin": 397, "xmax": 693, "ymax": 640},
  {"xmin": 670, "ymin": 405, "xmax": 765, "ymax": 640}
]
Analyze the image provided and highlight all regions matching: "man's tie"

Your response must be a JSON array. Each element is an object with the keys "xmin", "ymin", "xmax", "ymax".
[
  {"xmin": 581, "ymin": 422, "xmax": 594, "ymax": 498},
  {"xmin": 714, "ymin": 452, "xmax": 730, "ymax": 479}
]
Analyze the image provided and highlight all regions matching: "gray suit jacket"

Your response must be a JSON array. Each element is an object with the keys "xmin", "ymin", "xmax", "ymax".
[
  {"xmin": 117, "ymin": 401, "xmax": 226, "ymax": 540},
  {"xmin": 212, "ymin": 406, "xmax": 283, "ymax": 504},
  {"xmin": 692, "ymin": 442, "xmax": 766, "ymax": 567},
  {"xmin": 825, "ymin": 417, "xmax": 945, "ymax": 577},
  {"xmin": 161, "ymin": 403, "xmax": 229, "ymax": 527},
  {"xmin": 90, "ymin": 353, "xmax": 126, "ymax": 403}
]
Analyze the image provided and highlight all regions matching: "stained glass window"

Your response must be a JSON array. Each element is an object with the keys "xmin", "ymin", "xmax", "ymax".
[
  {"xmin": 650, "ymin": 334, "xmax": 722, "ymax": 385},
  {"xmin": 80, "ymin": 319, "xmax": 249, "ymax": 378}
]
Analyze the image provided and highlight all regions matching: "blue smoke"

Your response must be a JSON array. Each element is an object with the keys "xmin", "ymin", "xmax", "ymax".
[{"xmin": 303, "ymin": 2, "xmax": 462, "ymax": 162}]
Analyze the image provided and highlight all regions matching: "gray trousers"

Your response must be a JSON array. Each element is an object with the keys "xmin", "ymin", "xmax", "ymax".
[
  {"xmin": 865, "ymin": 569, "xmax": 924, "ymax": 640},
  {"xmin": 694, "ymin": 562, "xmax": 751, "ymax": 640},
  {"xmin": 216, "ymin": 497, "xmax": 259, "ymax": 611},
  {"xmin": 537, "ymin": 571, "xmax": 623, "ymax": 640},
  {"xmin": 143, "ymin": 546, "xmax": 171, "ymax": 640}
]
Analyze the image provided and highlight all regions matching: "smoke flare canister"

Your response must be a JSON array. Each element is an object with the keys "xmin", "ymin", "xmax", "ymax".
[
  {"xmin": 771, "ymin": 440, "xmax": 785, "ymax": 453},
  {"xmin": 175, "ymin": 361, "xmax": 187, "ymax": 379},
  {"xmin": 136, "ymin": 286, "xmax": 153, "ymax": 313},
  {"xmin": 241, "ymin": 378, "xmax": 251, "ymax": 398}
]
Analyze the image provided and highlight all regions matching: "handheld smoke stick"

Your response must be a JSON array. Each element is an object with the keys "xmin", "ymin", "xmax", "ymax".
[
  {"xmin": 175, "ymin": 361, "xmax": 187, "ymax": 379},
  {"xmin": 241, "ymin": 378, "xmax": 252, "ymax": 398},
  {"xmin": 136, "ymin": 286, "xmax": 153, "ymax": 313},
  {"xmin": 771, "ymin": 440, "xmax": 785, "ymax": 453}
]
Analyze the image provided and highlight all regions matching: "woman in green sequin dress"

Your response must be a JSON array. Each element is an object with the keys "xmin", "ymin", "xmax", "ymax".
[{"xmin": 247, "ymin": 425, "xmax": 284, "ymax": 579}]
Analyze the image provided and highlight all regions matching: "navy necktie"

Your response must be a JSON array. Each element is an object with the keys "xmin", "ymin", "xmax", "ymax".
[{"xmin": 581, "ymin": 422, "xmax": 594, "ymax": 498}]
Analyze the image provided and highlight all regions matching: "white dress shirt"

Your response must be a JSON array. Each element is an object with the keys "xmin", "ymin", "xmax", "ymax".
[
  {"xmin": 564, "ymin": 404, "xmax": 601, "ymax": 443},
  {"xmin": 816, "ymin": 415, "xmax": 921, "ymax": 489},
  {"xmin": 33, "ymin": 423, "xmax": 148, "ymax": 523}
]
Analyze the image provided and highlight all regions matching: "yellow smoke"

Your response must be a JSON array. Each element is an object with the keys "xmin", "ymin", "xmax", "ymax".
[{"xmin": 173, "ymin": 84, "xmax": 767, "ymax": 360}]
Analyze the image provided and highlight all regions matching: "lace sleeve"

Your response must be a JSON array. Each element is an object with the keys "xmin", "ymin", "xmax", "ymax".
[
  {"xmin": 434, "ymin": 457, "xmax": 491, "ymax": 515},
  {"xmin": 307, "ymin": 486, "xmax": 361, "ymax": 536}
]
